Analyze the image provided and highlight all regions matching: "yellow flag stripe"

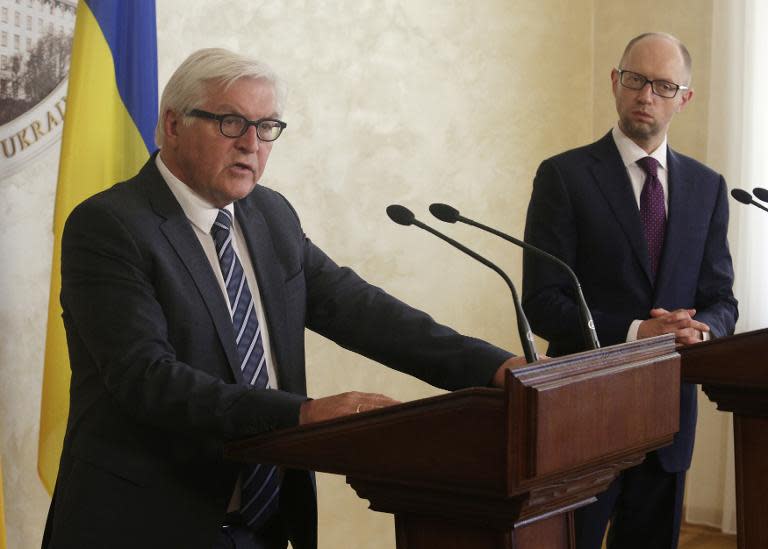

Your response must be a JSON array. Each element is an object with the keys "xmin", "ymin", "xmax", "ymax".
[{"xmin": 38, "ymin": 0, "xmax": 150, "ymax": 494}]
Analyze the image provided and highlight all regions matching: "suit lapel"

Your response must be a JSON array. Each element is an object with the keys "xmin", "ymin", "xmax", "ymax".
[
  {"xmin": 142, "ymin": 159, "xmax": 243, "ymax": 382},
  {"xmin": 654, "ymin": 148, "xmax": 691, "ymax": 297},
  {"xmin": 589, "ymin": 133, "xmax": 654, "ymax": 284}
]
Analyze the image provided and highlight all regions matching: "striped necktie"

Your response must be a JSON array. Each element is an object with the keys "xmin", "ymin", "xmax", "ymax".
[{"xmin": 211, "ymin": 209, "xmax": 280, "ymax": 530}]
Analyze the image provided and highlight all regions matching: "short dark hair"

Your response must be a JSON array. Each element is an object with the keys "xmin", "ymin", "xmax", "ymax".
[{"xmin": 619, "ymin": 32, "xmax": 692, "ymax": 84}]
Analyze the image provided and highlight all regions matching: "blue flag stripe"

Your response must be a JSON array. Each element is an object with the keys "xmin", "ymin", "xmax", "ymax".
[{"xmin": 84, "ymin": 0, "xmax": 158, "ymax": 152}]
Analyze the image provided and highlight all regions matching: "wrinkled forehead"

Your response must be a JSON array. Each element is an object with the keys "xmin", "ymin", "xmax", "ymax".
[{"xmin": 200, "ymin": 77, "xmax": 279, "ymax": 114}]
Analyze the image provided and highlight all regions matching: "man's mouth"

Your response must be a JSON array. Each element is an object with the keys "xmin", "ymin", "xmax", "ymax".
[
  {"xmin": 633, "ymin": 110, "xmax": 653, "ymax": 121},
  {"xmin": 231, "ymin": 162, "xmax": 255, "ymax": 174}
]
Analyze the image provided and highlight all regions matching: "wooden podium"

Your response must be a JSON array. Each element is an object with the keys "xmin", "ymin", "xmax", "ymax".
[
  {"xmin": 680, "ymin": 328, "xmax": 768, "ymax": 549},
  {"xmin": 226, "ymin": 336, "xmax": 680, "ymax": 548}
]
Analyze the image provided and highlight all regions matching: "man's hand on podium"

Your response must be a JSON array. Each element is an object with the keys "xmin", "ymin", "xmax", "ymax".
[
  {"xmin": 492, "ymin": 355, "xmax": 537, "ymax": 387},
  {"xmin": 299, "ymin": 391, "xmax": 401, "ymax": 425},
  {"xmin": 299, "ymin": 354, "xmax": 547, "ymax": 424}
]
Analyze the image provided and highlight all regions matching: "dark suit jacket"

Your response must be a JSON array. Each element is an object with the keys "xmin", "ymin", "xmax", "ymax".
[
  {"xmin": 42, "ymin": 157, "xmax": 512, "ymax": 549},
  {"xmin": 522, "ymin": 131, "xmax": 737, "ymax": 473}
]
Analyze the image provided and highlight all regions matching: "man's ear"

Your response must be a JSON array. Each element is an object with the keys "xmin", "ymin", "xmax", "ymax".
[
  {"xmin": 610, "ymin": 68, "xmax": 620, "ymax": 99},
  {"xmin": 676, "ymin": 88, "xmax": 694, "ymax": 113},
  {"xmin": 163, "ymin": 109, "xmax": 181, "ymax": 146}
]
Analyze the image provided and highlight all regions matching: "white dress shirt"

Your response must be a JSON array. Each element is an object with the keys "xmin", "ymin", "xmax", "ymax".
[
  {"xmin": 610, "ymin": 126, "xmax": 707, "ymax": 342},
  {"xmin": 612, "ymin": 125, "xmax": 665, "ymax": 342},
  {"xmin": 155, "ymin": 154, "xmax": 280, "ymax": 387},
  {"xmin": 611, "ymin": 124, "xmax": 669, "ymax": 212}
]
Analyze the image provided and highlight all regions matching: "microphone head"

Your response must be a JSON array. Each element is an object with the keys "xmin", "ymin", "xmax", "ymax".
[
  {"xmin": 753, "ymin": 187, "xmax": 768, "ymax": 203},
  {"xmin": 386, "ymin": 204, "xmax": 416, "ymax": 226},
  {"xmin": 731, "ymin": 188, "xmax": 753, "ymax": 205},
  {"xmin": 429, "ymin": 203, "xmax": 460, "ymax": 223}
]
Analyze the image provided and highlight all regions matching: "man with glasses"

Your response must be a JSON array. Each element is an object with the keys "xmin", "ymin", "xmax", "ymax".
[
  {"xmin": 42, "ymin": 48, "xmax": 524, "ymax": 549},
  {"xmin": 522, "ymin": 33, "xmax": 737, "ymax": 549}
]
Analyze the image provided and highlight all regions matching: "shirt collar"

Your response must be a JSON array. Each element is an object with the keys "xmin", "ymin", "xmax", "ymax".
[
  {"xmin": 155, "ymin": 153, "xmax": 234, "ymax": 234},
  {"xmin": 611, "ymin": 124, "xmax": 667, "ymax": 171}
]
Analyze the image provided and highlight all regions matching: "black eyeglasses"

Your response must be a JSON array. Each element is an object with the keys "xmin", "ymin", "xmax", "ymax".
[
  {"xmin": 187, "ymin": 109, "xmax": 287, "ymax": 141},
  {"xmin": 617, "ymin": 69, "xmax": 689, "ymax": 99}
]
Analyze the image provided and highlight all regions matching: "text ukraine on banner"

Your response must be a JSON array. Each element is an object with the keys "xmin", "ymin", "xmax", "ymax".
[{"xmin": 38, "ymin": 0, "xmax": 157, "ymax": 493}]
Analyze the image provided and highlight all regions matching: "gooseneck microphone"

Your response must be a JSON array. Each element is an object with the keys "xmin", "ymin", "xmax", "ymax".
[
  {"xmin": 429, "ymin": 203, "xmax": 600, "ymax": 350},
  {"xmin": 731, "ymin": 188, "xmax": 768, "ymax": 214},
  {"xmin": 386, "ymin": 205, "xmax": 539, "ymax": 363},
  {"xmin": 752, "ymin": 187, "xmax": 768, "ymax": 204}
]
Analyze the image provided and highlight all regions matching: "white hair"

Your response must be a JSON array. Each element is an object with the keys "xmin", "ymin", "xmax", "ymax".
[{"xmin": 154, "ymin": 48, "xmax": 286, "ymax": 147}]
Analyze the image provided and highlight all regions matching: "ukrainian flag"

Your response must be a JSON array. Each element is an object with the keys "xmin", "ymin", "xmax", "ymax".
[{"xmin": 38, "ymin": 0, "xmax": 157, "ymax": 493}]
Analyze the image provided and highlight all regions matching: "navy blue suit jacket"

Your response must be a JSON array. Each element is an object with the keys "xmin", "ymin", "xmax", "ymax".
[
  {"xmin": 42, "ymin": 157, "xmax": 511, "ymax": 549},
  {"xmin": 522, "ymin": 131, "xmax": 737, "ymax": 473}
]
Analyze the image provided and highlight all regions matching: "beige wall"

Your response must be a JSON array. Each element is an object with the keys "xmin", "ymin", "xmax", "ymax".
[{"xmin": 0, "ymin": 2, "xmax": 718, "ymax": 548}]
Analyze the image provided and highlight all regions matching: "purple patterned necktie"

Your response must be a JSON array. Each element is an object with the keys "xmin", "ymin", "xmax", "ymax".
[
  {"xmin": 637, "ymin": 156, "xmax": 666, "ymax": 277},
  {"xmin": 211, "ymin": 209, "xmax": 280, "ymax": 531}
]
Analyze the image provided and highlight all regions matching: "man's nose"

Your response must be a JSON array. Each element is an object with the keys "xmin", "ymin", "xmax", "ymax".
[
  {"xmin": 637, "ymin": 81, "xmax": 654, "ymax": 102},
  {"xmin": 236, "ymin": 125, "xmax": 260, "ymax": 151}
]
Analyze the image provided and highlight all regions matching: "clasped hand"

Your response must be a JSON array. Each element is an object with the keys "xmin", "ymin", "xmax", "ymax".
[{"xmin": 638, "ymin": 308, "xmax": 710, "ymax": 345}]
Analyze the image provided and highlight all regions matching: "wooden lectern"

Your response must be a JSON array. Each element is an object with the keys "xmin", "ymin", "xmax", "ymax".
[
  {"xmin": 226, "ymin": 336, "xmax": 680, "ymax": 548},
  {"xmin": 680, "ymin": 328, "xmax": 768, "ymax": 549}
]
